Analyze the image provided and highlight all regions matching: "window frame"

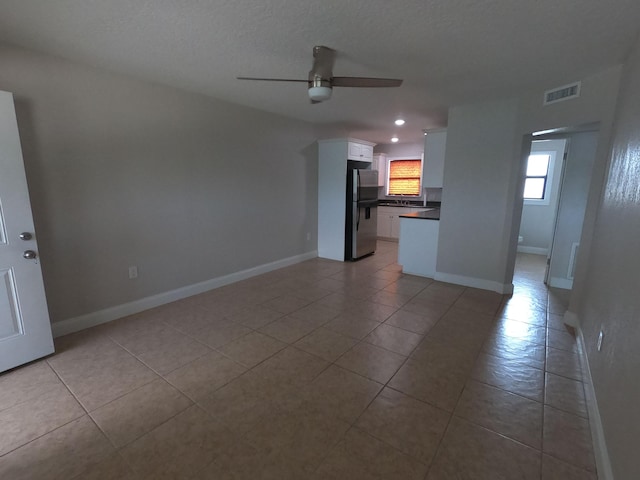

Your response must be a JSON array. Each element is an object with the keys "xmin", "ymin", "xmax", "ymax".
[
  {"xmin": 523, "ymin": 151, "xmax": 555, "ymax": 206},
  {"xmin": 385, "ymin": 156, "xmax": 424, "ymax": 197}
]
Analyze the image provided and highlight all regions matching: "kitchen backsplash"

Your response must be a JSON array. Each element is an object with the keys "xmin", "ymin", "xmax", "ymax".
[{"xmin": 378, "ymin": 186, "xmax": 442, "ymax": 203}]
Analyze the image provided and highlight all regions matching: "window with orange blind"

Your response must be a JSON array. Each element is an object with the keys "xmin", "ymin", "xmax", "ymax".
[{"xmin": 387, "ymin": 159, "xmax": 422, "ymax": 195}]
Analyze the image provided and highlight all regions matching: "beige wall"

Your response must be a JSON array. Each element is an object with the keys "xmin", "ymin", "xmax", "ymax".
[
  {"xmin": 0, "ymin": 45, "xmax": 320, "ymax": 323},
  {"xmin": 578, "ymin": 34, "xmax": 640, "ymax": 479}
]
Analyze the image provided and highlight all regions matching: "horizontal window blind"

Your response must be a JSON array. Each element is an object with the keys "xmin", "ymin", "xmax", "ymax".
[{"xmin": 388, "ymin": 159, "xmax": 422, "ymax": 195}]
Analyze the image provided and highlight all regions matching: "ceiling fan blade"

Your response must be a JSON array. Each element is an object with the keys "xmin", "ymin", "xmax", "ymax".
[
  {"xmin": 331, "ymin": 77, "xmax": 403, "ymax": 88},
  {"xmin": 236, "ymin": 76, "xmax": 308, "ymax": 83},
  {"xmin": 311, "ymin": 46, "xmax": 336, "ymax": 80}
]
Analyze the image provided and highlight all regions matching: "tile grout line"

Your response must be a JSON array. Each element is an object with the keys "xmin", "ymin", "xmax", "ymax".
[{"xmin": 308, "ymin": 274, "xmax": 469, "ymax": 474}]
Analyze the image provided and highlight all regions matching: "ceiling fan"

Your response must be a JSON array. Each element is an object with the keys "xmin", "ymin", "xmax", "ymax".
[{"xmin": 237, "ymin": 46, "xmax": 403, "ymax": 103}]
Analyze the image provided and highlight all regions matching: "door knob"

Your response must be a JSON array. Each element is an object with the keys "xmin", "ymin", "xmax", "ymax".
[
  {"xmin": 19, "ymin": 232, "xmax": 33, "ymax": 240},
  {"xmin": 23, "ymin": 250, "xmax": 37, "ymax": 260}
]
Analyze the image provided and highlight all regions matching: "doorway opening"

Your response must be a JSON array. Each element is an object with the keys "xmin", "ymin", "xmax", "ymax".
[
  {"xmin": 513, "ymin": 123, "xmax": 600, "ymax": 300},
  {"xmin": 517, "ymin": 138, "xmax": 568, "ymax": 285}
]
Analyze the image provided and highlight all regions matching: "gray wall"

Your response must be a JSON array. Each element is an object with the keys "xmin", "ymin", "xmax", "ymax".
[
  {"xmin": 548, "ymin": 131, "xmax": 598, "ymax": 287},
  {"xmin": 0, "ymin": 45, "xmax": 320, "ymax": 323},
  {"xmin": 518, "ymin": 139, "xmax": 566, "ymax": 253},
  {"xmin": 578, "ymin": 34, "xmax": 640, "ymax": 479},
  {"xmin": 436, "ymin": 65, "xmax": 621, "ymax": 292},
  {"xmin": 515, "ymin": 68, "xmax": 622, "ymax": 313},
  {"xmin": 434, "ymin": 54, "xmax": 636, "ymax": 476},
  {"xmin": 437, "ymin": 98, "xmax": 520, "ymax": 288}
]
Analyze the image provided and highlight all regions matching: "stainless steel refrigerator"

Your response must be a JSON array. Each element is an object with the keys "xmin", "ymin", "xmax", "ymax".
[{"xmin": 345, "ymin": 169, "xmax": 378, "ymax": 260}]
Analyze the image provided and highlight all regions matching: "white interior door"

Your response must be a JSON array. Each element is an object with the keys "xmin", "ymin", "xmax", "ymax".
[{"xmin": 0, "ymin": 90, "xmax": 54, "ymax": 373}]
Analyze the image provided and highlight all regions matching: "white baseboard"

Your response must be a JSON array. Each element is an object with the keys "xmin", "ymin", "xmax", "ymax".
[
  {"xmin": 549, "ymin": 276, "xmax": 574, "ymax": 289},
  {"xmin": 51, "ymin": 250, "xmax": 318, "ymax": 338},
  {"xmin": 433, "ymin": 272, "xmax": 513, "ymax": 294},
  {"xmin": 376, "ymin": 236, "xmax": 399, "ymax": 243},
  {"xmin": 516, "ymin": 246, "xmax": 549, "ymax": 255},
  {"xmin": 575, "ymin": 323, "xmax": 614, "ymax": 480}
]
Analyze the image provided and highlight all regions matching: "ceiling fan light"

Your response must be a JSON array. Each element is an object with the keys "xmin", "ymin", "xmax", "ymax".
[{"xmin": 308, "ymin": 86, "xmax": 332, "ymax": 102}]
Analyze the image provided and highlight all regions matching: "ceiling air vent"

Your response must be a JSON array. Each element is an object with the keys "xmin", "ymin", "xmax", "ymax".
[{"xmin": 543, "ymin": 81, "xmax": 581, "ymax": 105}]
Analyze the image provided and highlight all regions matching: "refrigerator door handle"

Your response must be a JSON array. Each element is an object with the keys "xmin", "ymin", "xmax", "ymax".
[{"xmin": 356, "ymin": 204, "xmax": 360, "ymax": 231}]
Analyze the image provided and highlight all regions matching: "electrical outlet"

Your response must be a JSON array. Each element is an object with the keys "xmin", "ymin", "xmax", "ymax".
[
  {"xmin": 597, "ymin": 329, "xmax": 604, "ymax": 352},
  {"xmin": 306, "ymin": 232, "xmax": 311, "ymax": 241},
  {"xmin": 128, "ymin": 266, "xmax": 138, "ymax": 279}
]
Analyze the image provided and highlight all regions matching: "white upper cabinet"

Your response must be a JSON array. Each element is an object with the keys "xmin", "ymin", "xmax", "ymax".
[
  {"xmin": 423, "ymin": 129, "xmax": 447, "ymax": 188},
  {"xmin": 373, "ymin": 153, "xmax": 387, "ymax": 187},
  {"xmin": 347, "ymin": 141, "xmax": 374, "ymax": 162}
]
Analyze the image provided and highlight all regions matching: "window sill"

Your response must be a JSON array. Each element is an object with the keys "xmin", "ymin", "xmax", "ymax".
[{"xmin": 524, "ymin": 198, "xmax": 551, "ymax": 206}]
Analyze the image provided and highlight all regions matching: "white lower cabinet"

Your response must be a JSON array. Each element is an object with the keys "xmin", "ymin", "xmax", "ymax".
[
  {"xmin": 377, "ymin": 208, "xmax": 393, "ymax": 237},
  {"xmin": 390, "ymin": 215, "xmax": 401, "ymax": 238},
  {"xmin": 377, "ymin": 206, "xmax": 428, "ymax": 240}
]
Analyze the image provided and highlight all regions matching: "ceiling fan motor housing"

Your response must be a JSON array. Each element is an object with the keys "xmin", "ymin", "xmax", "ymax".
[
  {"xmin": 308, "ymin": 86, "xmax": 332, "ymax": 101},
  {"xmin": 308, "ymin": 77, "xmax": 332, "ymax": 101}
]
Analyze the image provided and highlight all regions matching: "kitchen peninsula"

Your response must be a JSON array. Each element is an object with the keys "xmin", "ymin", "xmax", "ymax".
[
  {"xmin": 394, "ymin": 128, "xmax": 446, "ymax": 278},
  {"xmin": 397, "ymin": 208, "xmax": 440, "ymax": 278}
]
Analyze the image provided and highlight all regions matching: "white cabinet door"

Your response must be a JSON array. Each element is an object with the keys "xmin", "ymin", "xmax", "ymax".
[
  {"xmin": 378, "ymin": 207, "xmax": 420, "ymax": 239},
  {"xmin": 390, "ymin": 214, "xmax": 401, "ymax": 238},
  {"xmin": 0, "ymin": 91, "xmax": 54, "ymax": 373},
  {"xmin": 377, "ymin": 207, "xmax": 392, "ymax": 237},
  {"xmin": 348, "ymin": 142, "xmax": 361, "ymax": 160},
  {"xmin": 347, "ymin": 142, "xmax": 374, "ymax": 162},
  {"xmin": 423, "ymin": 130, "xmax": 447, "ymax": 188},
  {"xmin": 360, "ymin": 144, "xmax": 374, "ymax": 161},
  {"xmin": 374, "ymin": 154, "xmax": 387, "ymax": 187}
]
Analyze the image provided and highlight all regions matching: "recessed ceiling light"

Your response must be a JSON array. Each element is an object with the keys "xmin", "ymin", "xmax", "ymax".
[
  {"xmin": 391, "ymin": 137, "xmax": 399, "ymax": 143},
  {"xmin": 394, "ymin": 119, "xmax": 405, "ymax": 126}
]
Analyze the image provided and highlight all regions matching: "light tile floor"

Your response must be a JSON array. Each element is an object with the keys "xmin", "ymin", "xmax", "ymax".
[{"xmin": 0, "ymin": 243, "xmax": 597, "ymax": 479}]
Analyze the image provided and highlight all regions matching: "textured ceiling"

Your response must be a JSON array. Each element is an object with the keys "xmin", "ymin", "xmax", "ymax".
[{"xmin": 1, "ymin": 0, "xmax": 639, "ymax": 144}]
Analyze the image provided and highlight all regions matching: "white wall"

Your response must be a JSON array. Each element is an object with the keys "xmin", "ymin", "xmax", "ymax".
[
  {"xmin": 374, "ymin": 141, "xmax": 423, "ymax": 157},
  {"xmin": 518, "ymin": 139, "xmax": 566, "ymax": 254},
  {"xmin": 0, "ymin": 44, "xmax": 320, "ymax": 324},
  {"xmin": 577, "ymin": 33, "xmax": 640, "ymax": 480}
]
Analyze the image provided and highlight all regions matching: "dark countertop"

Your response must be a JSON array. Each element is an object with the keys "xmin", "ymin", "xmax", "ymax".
[
  {"xmin": 399, "ymin": 208, "xmax": 440, "ymax": 220},
  {"xmin": 378, "ymin": 201, "xmax": 441, "ymax": 208},
  {"xmin": 378, "ymin": 202, "xmax": 420, "ymax": 208}
]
